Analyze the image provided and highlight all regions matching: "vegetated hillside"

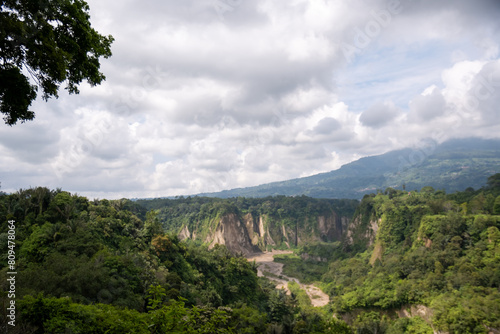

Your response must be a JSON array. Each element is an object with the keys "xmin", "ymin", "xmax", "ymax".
[
  {"xmin": 276, "ymin": 173, "xmax": 500, "ymax": 333},
  {"xmin": 1, "ymin": 174, "xmax": 499, "ymax": 333},
  {"xmin": 200, "ymin": 137, "xmax": 500, "ymax": 199},
  {"xmin": 0, "ymin": 188, "xmax": 351, "ymax": 333},
  {"xmin": 135, "ymin": 196, "xmax": 359, "ymax": 255}
]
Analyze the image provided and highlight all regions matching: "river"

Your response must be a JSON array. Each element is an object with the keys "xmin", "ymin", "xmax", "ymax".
[{"xmin": 247, "ymin": 250, "xmax": 330, "ymax": 307}]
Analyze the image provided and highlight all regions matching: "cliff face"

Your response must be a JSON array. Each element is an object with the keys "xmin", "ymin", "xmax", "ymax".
[
  {"xmin": 179, "ymin": 211, "xmax": 351, "ymax": 255},
  {"xmin": 345, "ymin": 215, "xmax": 379, "ymax": 247},
  {"xmin": 318, "ymin": 213, "xmax": 350, "ymax": 241},
  {"xmin": 206, "ymin": 213, "xmax": 258, "ymax": 256}
]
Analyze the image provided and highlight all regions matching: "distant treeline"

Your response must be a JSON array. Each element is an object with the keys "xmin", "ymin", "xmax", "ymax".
[{"xmin": 135, "ymin": 195, "xmax": 359, "ymax": 234}]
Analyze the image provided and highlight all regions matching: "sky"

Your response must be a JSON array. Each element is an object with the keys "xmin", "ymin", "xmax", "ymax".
[{"xmin": 1, "ymin": 0, "xmax": 500, "ymax": 199}]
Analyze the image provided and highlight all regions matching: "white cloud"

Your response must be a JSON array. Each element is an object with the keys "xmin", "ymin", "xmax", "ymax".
[
  {"xmin": 408, "ymin": 86, "xmax": 447, "ymax": 122},
  {"xmin": 1, "ymin": 0, "xmax": 500, "ymax": 198},
  {"xmin": 360, "ymin": 101, "xmax": 400, "ymax": 128}
]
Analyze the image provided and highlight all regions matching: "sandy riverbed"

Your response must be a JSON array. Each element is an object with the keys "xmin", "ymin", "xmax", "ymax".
[{"xmin": 247, "ymin": 251, "xmax": 330, "ymax": 307}]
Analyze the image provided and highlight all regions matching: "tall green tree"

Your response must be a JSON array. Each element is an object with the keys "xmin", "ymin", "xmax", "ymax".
[
  {"xmin": 488, "ymin": 174, "xmax": 500, "ymax": 191},
  {"xmin": 494, "ymin": 196, "xmax": 500, "ymax": 215},
  {"xmin": 0, "ymin": 0, "xmax": 113, "ymax": 125}
]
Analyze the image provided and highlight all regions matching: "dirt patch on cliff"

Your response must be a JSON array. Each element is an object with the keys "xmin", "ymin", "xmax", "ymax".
[{"xmin": 247, "ymin": 251, "xmax": 330, "ymax": 307}]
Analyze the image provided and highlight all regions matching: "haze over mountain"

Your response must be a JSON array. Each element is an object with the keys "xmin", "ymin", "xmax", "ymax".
[
  {"xmin": 199, "ymin": 138, "xmax": 500, "ymax": 199},
  {"xmin": 2, "ymin": 0, "xmax": 500, "ymax": 200}
]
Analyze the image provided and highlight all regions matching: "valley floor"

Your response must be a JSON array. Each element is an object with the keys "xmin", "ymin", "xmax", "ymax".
[{"xmin": 247, "ymin": 251, "xmax": 329, "ymax": 307}]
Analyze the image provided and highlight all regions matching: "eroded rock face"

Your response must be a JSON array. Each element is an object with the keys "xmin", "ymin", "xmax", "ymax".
[
  {"xmin": 178, "ymin": 225, "xmax": 190, "ymax": 241},
  {"xmin": 318, "ymin": 213, "xmax": 347, "ymax": 242},
  {"xmin": 207, "ymin": 213, "xmax": 258, "ymax": 256},
  {"xmin": 182, "ymin": 211, "xmax": 350, "ymax": 255},
  {"xmin": 345, "ymin": 215, "xmax": 379, "ymax": 246},
  {"xmin": 243, "ymin": 213, "xmax": 260, "ymax": 245}
]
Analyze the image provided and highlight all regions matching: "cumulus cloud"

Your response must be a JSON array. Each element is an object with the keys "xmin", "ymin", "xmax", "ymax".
[
  {"xmin": 1, "ymin": 0, "xmax": 500, "ymax": 198},
  {"xmin": 313, "ymin": 117, "xmax": 342, "ymax": 135},
  {"xmin": 408, "ymin": 86, "xmax": 447, "ymax": 122},
  {"xmin": 0, "ymin": 122, "xmax": 60, "ymax": 164},
  {"xmin": 360, "ymin": 101, "xmax": 400, "ymax": 128},
  {"xmin": 468, "ymin": 60, "xmax": 500, "ymax": 123}
]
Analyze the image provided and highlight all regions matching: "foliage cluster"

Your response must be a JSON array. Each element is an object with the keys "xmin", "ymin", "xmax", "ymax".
[
  {"xmin": 0, "ymin": 188, "xmax": 351, "ymax": 333},
  {"xmin": 274, "ymin": 253, "xmax": 329, "ymax": 285},
  {"xmin": 0, "ymin": 0, "xmax": 114, "ymax": 124},
  {"xmin": 286, "ymin": 174, "xmax": 500, "ymax": 333}
]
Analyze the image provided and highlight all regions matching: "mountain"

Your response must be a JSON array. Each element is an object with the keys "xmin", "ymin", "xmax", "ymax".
[{"xmin": 200, "ymin": 138, "xmax": 500, "ymax": 199}]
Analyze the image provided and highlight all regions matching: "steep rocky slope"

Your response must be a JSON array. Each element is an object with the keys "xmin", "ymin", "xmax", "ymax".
[
  {"xmin": 179, "ymin": 210, "xmax": 350, "ymax": 255},
  {"xmin": 136, "ymin": 196, "xmax": 359, "ymax": 255}
]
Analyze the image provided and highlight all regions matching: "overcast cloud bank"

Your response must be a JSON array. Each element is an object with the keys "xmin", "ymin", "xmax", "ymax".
[{"xmin": 1, "ymin": 0, "xmax": 500, "ymax": 199}]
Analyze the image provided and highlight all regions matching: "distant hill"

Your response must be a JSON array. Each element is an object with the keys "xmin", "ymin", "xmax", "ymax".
[{"xmin": 200, "ymin": 138, "xmax": 500, "ymax": 199}]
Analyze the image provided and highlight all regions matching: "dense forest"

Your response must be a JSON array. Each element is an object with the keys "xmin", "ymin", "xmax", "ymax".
[
  {"xmin": 0, "ymin": 188, "xmax": 349, "ymax": 333},
  {"xmin": 0, "ymin": 173, "xmax": 499, "ymax": 333},
  {"xmin": 275, "ymin": 174, "xmax": 500, "ymax": 333}
]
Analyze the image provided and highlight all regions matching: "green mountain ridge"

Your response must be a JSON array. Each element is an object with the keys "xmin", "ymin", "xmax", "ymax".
[{"xmin": 199, "ymin": 138, "xmax": 500, "ymax": 199}]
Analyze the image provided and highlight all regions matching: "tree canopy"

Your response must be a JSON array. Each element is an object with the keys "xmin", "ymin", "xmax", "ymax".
[
  {"xmin": 2, "ymin": 179, "xmax": 500, "ymax": 332},
  {"xmin": 0, "ymin": 0, "xmax": 113, "ymax": 125},
  {"xmin": 0, "ymin": 188, "xmax": 350, "ymax": 333}
]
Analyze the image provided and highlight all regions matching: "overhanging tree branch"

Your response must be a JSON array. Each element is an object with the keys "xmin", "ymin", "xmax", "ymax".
[{"xmin": 0, "ymin": 0, "xmax": 114, "ymax": 125}]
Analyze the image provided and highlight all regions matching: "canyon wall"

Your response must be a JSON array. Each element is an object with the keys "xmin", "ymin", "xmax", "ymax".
[{"xmin": 178, "ymin": 211, "xmax": 351, "ymax": 255}]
